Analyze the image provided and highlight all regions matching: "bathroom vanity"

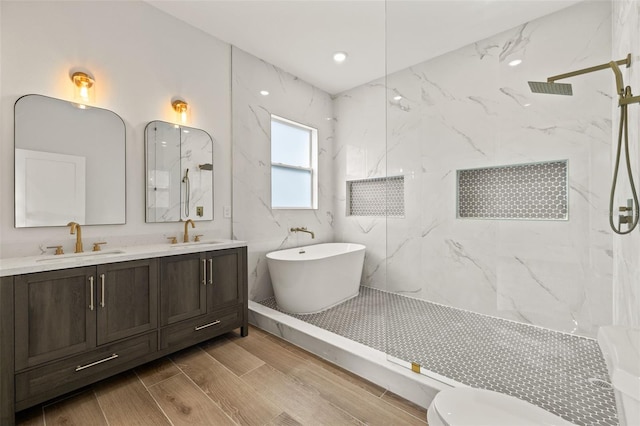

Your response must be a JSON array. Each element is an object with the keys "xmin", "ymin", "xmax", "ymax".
[{"xmin": 0, "ymin": 241, "xmax": 248, "ymax": 425}]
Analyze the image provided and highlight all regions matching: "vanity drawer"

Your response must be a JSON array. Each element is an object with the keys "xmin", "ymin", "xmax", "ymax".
[
  {"xmin": 15, "ymin": 332, "xmax": 157, "ymax": 408},
  {"xmin": 160, "ymin": 306, "xmax": 242, "ymax": 350}
]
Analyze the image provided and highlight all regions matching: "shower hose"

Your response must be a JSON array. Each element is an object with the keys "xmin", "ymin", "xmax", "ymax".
[{"xmin": 609, "ymin": 85, "xmax": 639, "ymax": 234}]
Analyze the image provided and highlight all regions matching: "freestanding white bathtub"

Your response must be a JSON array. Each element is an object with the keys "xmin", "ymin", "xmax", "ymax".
[{"xmin": 266, "ymin": 243, "xmax": 366, "ymax": 314}]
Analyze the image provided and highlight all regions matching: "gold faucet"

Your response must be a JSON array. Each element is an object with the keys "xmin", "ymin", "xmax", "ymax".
[
  {"xmin": 290, "ymin": 227, "xmax": 315, "ymax": 239},
  {"xmin": 184, "ymin": 219, "xmax": 195, "ymax": 243},
  {"xmin": 67, "ymin": 222, "xmax": 83, "ymax": 253}
]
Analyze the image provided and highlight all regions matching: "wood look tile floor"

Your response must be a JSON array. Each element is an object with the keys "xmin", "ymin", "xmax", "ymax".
[{"xmin": 16, "ymin": 326, "xmax": 428, "ymax": 426}]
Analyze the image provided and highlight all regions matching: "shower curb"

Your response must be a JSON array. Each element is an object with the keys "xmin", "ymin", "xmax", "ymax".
[{"xmin": 248, "ymin": 301, "xmax": 456, "ymax": 409}]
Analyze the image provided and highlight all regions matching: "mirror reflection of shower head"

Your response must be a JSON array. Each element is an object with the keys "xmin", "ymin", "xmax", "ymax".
[{"xmin": 528, "ymin": 54, "xmax": 631, "ymax": 96}]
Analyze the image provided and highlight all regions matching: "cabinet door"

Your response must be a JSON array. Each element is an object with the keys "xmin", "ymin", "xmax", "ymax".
[
  {"xmin": 15, "ymin": 267, "xmax": 96, "ymax": 370},
  {"xmin": 207, "ymin": 249, "xmax": 243, "ymax": 312},
  {"xmin": 160, "ymin": 253, "xmax": 207, "ymax": 326},
  {"xmin": 96, "ymin": 259, "xmax": 158, "ymax": 345}
]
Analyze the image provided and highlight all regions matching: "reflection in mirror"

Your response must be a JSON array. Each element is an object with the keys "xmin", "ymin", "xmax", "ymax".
[
  {"xmin": 145, "ymin": 120, "xmax": 213, "ymax": 222},
  {"xmin": 14, "ymin": 94, "xmax": 126, "ymax": 227}
]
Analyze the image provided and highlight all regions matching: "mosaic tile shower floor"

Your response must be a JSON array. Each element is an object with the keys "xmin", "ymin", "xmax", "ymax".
[{"xmin": 259, "ymin": 286, "xmax": 618, "ymax": 426}]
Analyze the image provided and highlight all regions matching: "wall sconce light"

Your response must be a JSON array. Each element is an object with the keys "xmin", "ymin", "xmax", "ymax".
[
  {"xmin": 172, "ymin": 99, "xmax": 189, "ymax": 124},
  {"xmin": 70, "ymin": 71, "xmax": 94, "ymax": 107}
]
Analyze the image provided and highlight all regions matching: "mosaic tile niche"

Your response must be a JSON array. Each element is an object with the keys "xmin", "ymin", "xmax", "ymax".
[
  {"xmin": 347, "ymin": 175, "xmax": 404, "ymax": 217},
  {"xmin": 457, "ymin": 160, "xmax": 568, "ymax": 220}
]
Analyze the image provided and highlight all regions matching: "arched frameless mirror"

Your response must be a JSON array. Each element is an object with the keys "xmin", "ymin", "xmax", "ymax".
[
  {"xmin": 145, "ymin": 120, "xmax": 213, "ymax": 223},
  {"xmin": 14, "ymin": 94, "xmax": 126, "ymax": 227}
]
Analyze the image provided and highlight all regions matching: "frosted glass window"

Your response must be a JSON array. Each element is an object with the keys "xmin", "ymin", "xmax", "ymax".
[
  {"xmin": 270, "ymin": 115, "xmax": 318, "ymax": 209},
  {"xmin": 272, "ymin": 166, "xmax": 312, "ymax": 208},
  {"xmin": 271, "ymin": 120, "xmax": 311, "ymax": 167}
]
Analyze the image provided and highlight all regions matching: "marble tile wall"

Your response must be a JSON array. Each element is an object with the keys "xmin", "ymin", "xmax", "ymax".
[
  {"xmin": 231, "ymin": 47, "xmax": 335, "ymax": 302},
  {"xmin": 612, "ymin": 0, "xmax": 640, "ymax": 328},
  {"xmin": 334, "ymin": 1, "xmax": 614, "ymax": 337}
]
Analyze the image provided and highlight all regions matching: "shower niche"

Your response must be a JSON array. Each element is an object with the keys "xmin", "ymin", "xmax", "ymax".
[
  {"xmin": 145, "ymin": 120, "xmax": 214, "ymax": 223},
  {"xmin": 456, "ymin": 160, "xmax": 568, "ymax": 221}
]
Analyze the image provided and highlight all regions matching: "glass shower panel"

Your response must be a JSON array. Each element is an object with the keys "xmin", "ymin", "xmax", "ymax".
[{"xmin": 383, "ymin": 2, "xmax": 615, "ymax": 418}]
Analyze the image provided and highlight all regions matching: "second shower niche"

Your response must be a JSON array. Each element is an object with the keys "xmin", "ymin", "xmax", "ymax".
[{"xmin": 145, "ymin": 120, "xmax": 214, "ymax": 223}]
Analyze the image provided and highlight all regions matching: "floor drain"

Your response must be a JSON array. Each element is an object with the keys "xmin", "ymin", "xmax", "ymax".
[{"xmin": 588, "ymin": 377, "xmax": 613, "ymax": 389}]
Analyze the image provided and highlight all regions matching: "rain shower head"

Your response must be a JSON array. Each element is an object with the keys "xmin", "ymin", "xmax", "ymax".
[
  {"xmin": 528, "ymin": 54, "xmax": 631, "ymax": 97},
  {"xmin": 528, "ymin": 81, "xmax": 573, "ymax": 96}
]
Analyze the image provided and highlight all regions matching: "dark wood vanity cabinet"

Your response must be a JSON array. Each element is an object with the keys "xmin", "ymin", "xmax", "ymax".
[
  {"xmin": 0, "ymin": 246, "xmax": 248, "ymax": 425},
  {"xmin": 14, "ymin": 266, "xmax": 97, "ymax": 370},
  {"xmin": 14, "ymin": 259, "xmax": 158, "ymax": 371},
  {"xmin": 12, "ymin": 259, "xmax": 159, "ymax": 409},
  {"xmin": 159, "ymin": 248, "xmax": 248, "ymax": 351}
]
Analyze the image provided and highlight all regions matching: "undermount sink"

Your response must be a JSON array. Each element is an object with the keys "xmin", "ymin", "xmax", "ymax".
[
  {"xmin": 169, "ymin": 239, "xmax": 227, "ymax": 248},
  {"xmin": 36, "ymin": 249, "xmax": 126, "ymax": 263}
]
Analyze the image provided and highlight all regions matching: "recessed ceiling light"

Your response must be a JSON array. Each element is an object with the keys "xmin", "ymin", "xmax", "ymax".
[
  {"xmin": 333, "ymin": 51, "xmax": 348, "ymax": 64},
  {"xmin": 393, "ymin": 95, "xmax": 402, "ymax": 101},
  {"xmin": 508, "ymin": 59, "xmax": 522, "ymax": 67},
  {"xmin": 260, "ymin": 90, "xmax": 269, "ymax": 96}
]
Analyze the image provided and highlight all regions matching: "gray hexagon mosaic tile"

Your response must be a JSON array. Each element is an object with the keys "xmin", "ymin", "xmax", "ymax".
[
  {"xmin": 457, "ymin": 160, "xmax": 568, "ymax": 220},
  {"xmin": 348, "ymin": 175, "xmax": 404, "ymax": 217},
  {"xmin": 260, "ymin": 286, "xmax": 617, "ymax": 426}
]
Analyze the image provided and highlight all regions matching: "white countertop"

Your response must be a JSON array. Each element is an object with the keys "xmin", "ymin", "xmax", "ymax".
[{"xmin": 0, "ymin": 239, "xmax": 247, "ymax": 277}]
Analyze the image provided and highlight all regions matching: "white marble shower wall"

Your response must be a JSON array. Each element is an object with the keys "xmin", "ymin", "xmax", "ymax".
[
  {"xmin": 334, "ymin": 1, "xmax": 614, "ymax": 337},
  {"xmin": 231, "ymin": 47, "xmax": 335, "ymax": 302},
  {"xmin": 612, "ymin": 0, "xmax": 640, "ymax": 328}
]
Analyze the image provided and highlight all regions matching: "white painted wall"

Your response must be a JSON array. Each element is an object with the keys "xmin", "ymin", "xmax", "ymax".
[{"xmin": 0, "ymin": 1, "xmax": 231, "ymax": 257}]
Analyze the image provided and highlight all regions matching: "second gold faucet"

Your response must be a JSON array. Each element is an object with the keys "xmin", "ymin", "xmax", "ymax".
[
  {"xmin": 67, "ymin": 221, "xmax": 83, "ymax": 253},
  {"xmin": 184, "ymin": 219, "xmax": 195, "ymax": 243}
]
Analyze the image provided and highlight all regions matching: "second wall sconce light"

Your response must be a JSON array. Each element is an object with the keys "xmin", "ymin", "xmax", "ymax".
[
  {"xmin": 172, "ymin": 99, "xmax": 189, "ymax": 124},
  {"xmin": 70, "ymin": 71, "xmax": 94, "ymax": 107}
]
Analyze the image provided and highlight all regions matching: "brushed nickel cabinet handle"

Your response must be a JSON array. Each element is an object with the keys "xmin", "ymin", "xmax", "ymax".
[
  {"xmin": 194, "ymin": 320, "xmax": 221, "ymax": 331},
  {"xmin": 100, "ymin": 273, "xmax": 106, "ymax": 308},
  {"xmin": 208, "ymin": 259, "xmax": 213, "ymax": 285},
  {"xmin": 202, "ymin": 259, "xmax": 207, "ymax": 285},
  {"xmin": 75, "ymin": 353, "xmax": 118, "ymax": 371},
  {"xmin": 89, "ymin": 276, "xmax": 94, "ymax": 311}
]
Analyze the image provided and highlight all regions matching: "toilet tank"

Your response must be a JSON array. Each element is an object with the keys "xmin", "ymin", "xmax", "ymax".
[{"xmin": 597, "ymin": 326, "xmax": 640, "ymax": 426}]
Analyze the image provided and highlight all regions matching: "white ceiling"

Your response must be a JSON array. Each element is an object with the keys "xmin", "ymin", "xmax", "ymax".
[{"xmin": 147, "ymin": 0, "xmax": 584, "ymax": 95}]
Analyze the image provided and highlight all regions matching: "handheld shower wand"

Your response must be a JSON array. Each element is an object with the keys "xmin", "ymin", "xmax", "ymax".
[{"xmin": 608, "ymin": 60, "xmax": 639, "ymax": 234}]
